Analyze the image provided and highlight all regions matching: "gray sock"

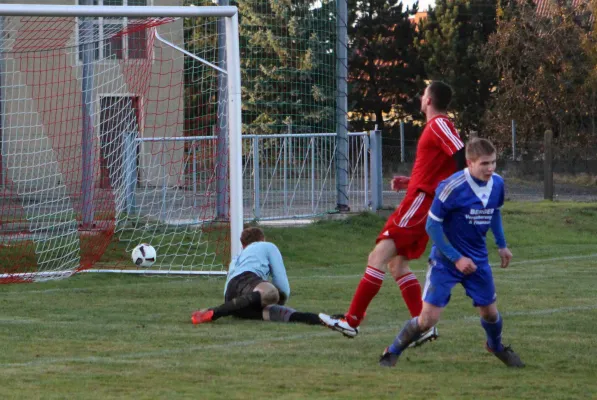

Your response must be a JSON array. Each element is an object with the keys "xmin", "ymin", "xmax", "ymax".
[
  {"xmin": 267, "ymin": 305, "xmax": 296, "ymax": 322},
  {"xmin": 389, "ymin": 317, "xmax": 423, "ymax": 355}
]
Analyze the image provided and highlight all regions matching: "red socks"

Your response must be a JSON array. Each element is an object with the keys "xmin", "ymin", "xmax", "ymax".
[
  {"xmin": 346, "ymin": 269, "xmax": 423, "ymax": 328},
  {"xmin": 395, "ymin": 272, "xmax": 422, "ymax": 317},
  {"xmin": 346, "ymin": 266, "xmax": 385, "ymax": 327}
]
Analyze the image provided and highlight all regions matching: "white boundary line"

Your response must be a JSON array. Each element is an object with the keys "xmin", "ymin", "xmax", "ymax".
[
  {"xmin": 510, "ymin": 253, "xmax": 597, "ymax": 265},
  {"xmin": 2, "ymin": 303, "xmax": 596, "ymax": 368},
  {"xmin": 1, "ymin": 253, "xmax": 596, "ymax": 295},
  {"xmin": 293, "ymin": 253, "xmax": 597, "ymax": 280}
]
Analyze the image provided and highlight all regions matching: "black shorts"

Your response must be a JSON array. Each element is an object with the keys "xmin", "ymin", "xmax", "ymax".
[{"xmin": 224, "ymin": 271, "xmax": 266, "ymax": 319}]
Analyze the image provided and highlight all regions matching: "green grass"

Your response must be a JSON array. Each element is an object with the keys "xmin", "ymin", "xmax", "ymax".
[
  {"xmin": 0, "ymin": 219, "xmax": 231, "ymax": 274},
  {"xmin": 553, "ymin": 173, "xmax": 597, "ymax": 186},
  {"xmin": 1, "ymin": 202, "xmax": 597, "ymax": 399}
]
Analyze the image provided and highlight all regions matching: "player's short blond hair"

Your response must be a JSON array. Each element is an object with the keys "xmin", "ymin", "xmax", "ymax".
[{"xmin": 466, "ymin": 138, "xmax": 496, "ymax": 161}]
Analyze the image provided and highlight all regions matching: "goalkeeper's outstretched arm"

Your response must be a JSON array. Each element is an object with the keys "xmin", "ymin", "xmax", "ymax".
[{"xmin": 267, "ymin": 243, "xmax": 290, "ymax": 302}]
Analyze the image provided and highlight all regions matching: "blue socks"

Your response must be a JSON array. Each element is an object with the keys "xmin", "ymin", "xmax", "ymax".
[
  {"xmin": 388, "ymin": 317, "xmax": 422, "ymax": 355},
  {"xmin": 481, "ymin": 313, "xmax": 504, "ymax": 352},
  {"xmin": 388, "ymin": 314, "xmax": 504, "ymax": 356}
]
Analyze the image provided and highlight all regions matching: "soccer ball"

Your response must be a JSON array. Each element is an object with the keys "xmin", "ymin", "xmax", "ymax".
[{"xmin": 131, "ymin": 243, "xmax": 157, "ymax": 268}]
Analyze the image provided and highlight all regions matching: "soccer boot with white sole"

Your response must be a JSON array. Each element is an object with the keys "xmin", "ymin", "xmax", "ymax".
[
  {"xmin": 408, "ymin": 326, "xmax": 439, "ymax": 348},
  {"xmin": 318, "ymin": 313, "xmax": 359, "ymax": 338}
]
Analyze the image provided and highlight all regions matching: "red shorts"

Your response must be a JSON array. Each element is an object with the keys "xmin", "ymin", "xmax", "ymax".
[{"xmin": 376, "ymin": 190, "xmax": 434, "ymax": 260}]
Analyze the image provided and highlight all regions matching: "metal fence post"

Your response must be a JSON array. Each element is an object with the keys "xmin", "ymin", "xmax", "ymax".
[
  {"xmin": 288, "ymin": 134, "xmax": 293, "ymax": 210},
  {"xmin": 283, "ymin": 135, "xmax": 288, "ymax": 215},
  {"xmin": 252, "ymin": 137, "xmax": 260, "ymax": 219},
  {"xmin": 161, "ymin": 163, "xmax": 167, "ymax": 221},
  {"xmin": 336, "ymin": 0, "xmax": 349, "ymax": 212},
  {"xmin": 192, "ymin": 140, "xmax": 197, "ymax": 208},
  {"xmin": 0, "ymin": 16, "xmax": 5, "ymax": 186},
  {"xmin": 544, "ymin": 130, "xmax": 554, "ymax": 201},
  {"xmin": 400, "ymin": 121, "xmax": 405, "ymax": 163},
  {"xmin": 512, "ymin": 120, "xmax": 517, "ymax": 161},
  {"xmin": 363, "ymin": 134, "xmax": 369, "ymax": 209},
  {"xmin": 311, "ymin": 137, "xmax": 315, "ymax": 213},
  {"xmin": 370, "ymin": 128, "xmax": 383, "ymax": 210},
  {"xmin": 123, "ymin": 132, "xmax": 137, "ymax": 215},
  {"xmin": 80, "ymin": 1, "xmax": 95, "ymax": 228},
  {"xmin": 216, "ymin": 0, "xmax": 229, "ymax": 221}
]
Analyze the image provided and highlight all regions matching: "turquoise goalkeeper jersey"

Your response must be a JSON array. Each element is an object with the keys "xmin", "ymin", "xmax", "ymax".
[{"xmin": 224, "ymin": 241, "xmax": 290, "ymax": 300}]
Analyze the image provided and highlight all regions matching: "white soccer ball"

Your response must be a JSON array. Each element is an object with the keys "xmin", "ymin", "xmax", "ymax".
[{"xmin": 131, "ymin": 243, "xmax": 157, "ymax": 268}]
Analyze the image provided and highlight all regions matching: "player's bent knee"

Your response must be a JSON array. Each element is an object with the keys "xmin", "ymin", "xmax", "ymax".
[
  {"xmin": 254, "ymin": 282, "xmax": 279, "ymax": 306},
  {"xmin": 479, "ymin": 304, "xmax": 499, "ymax": 322},
  {"xmin": 367, "ymin": 248, "xmax": 396, "ymax": 270},
  {"xmin": 376, "ymin": 263, "xmax": 389, "ymax": 273},
  {"xmin": 387, "ymin": 256, "xmax": 410, "ymax": 277},
  {"xmin": 418, "ymin": 303, "xmax": 442, "ymax": 330},
  {"xmin": 417, "ymin": 313, "xmax": 437, "ymax": 331},
  {"xmin": 367, "ymin": 251, "xmax": 379, "ymax": 268},
  {"xmin": 368, "ymin": 242, "xmax": 397, "ymax": 270},
  {"xmin": 260, "ymin": 289, "xmax": 279, "ymax": 306}
]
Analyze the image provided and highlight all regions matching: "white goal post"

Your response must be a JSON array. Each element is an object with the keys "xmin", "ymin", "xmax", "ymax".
[{"xmin": 0, "ymin": 4, "xmax": 243, "ymax": 281}]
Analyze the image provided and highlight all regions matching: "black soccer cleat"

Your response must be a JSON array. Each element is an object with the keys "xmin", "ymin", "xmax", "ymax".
[
  {"xmin": 487, "ymin": 344, "xmax": 525, "ymax": 368},
  {"xmin": 379, "ymin": 347, "xmax": 400, "ymax": 367}
]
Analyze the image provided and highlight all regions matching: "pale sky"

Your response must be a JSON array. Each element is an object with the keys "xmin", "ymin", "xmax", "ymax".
[{"xmin": 402, "ymin": 0, "xmax": 436, "ymax": 11}]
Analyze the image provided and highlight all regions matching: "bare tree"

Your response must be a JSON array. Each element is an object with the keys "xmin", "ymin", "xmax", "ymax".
[{"xmin": 483, "ymin": 0, "xmax": 597, "ymax": 160}]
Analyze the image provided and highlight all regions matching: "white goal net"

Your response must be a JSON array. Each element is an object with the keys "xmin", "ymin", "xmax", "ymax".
[{"xmin": 0, "ymin": 5, "xmax": 242, "ymax": 282}]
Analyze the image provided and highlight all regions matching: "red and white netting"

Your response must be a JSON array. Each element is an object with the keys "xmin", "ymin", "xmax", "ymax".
[{"xmin": 0, "ymin": 13, "xmax": 232, "ymax": 281}]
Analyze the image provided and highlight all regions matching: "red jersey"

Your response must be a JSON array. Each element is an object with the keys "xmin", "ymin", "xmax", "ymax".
[{"xmin": 407, "ymin": 115, "xmax": 464, "ymax": 195}]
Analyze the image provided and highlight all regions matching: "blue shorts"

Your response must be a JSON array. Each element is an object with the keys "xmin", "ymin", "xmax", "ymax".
[{"xmin": 422, "ymin": 258, "xmax": 497, "ymax": 308}]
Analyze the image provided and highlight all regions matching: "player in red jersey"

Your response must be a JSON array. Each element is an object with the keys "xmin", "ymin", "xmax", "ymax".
[{"xmin": 320, "ymin": 81, "xmax": 465, "ymax": 343}]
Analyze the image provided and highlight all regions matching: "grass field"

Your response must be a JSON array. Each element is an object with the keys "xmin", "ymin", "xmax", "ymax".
[{"xmin": 1, "ymin": 202, "xmax": 596, "ymax": 399}]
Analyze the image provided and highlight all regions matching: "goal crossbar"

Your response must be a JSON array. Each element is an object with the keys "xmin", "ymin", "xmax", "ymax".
[{"xmin": 0, "ymin": 5, "xmax": 238, "ymax": 18}]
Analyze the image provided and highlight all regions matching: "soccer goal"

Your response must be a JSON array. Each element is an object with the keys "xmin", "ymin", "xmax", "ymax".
[{"xmin": 0, "ymin": 4, "xmax": 242, "ymax": 282}]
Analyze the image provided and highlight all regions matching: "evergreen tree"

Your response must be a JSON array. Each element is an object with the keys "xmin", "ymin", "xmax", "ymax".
[
  {"xmin": 238, "ymin": 0, "xmax": 336, "ymax": 134},
  {"xmin": 183, "ymin": 0, "xmax": 336, "ymax": 136},
  {"xmin": 347, "ymin": 0, "xmax": 424, "ymax": 133},
  {"xmin": 417, "ymin": 0, "xmax": 498, "ymax": 137}
]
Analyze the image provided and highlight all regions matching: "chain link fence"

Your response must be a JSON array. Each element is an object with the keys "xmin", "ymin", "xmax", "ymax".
[{"xmin": 381, "ymin": 134, "xmax": 597, "ymax": 209}]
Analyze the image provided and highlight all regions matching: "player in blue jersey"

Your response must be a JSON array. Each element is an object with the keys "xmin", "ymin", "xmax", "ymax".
[
  {"xmin": 379, "ymin": 138, "xmax": 525, "ymax": 368},
  {"xmin": 191, "ymin": 227, "xmax": 323, "ymax": 326}
]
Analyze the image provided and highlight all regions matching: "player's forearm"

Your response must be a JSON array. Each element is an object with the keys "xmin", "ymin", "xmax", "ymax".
[
  {"xmin": 272, "ymin": 274, "xmax": 291, "ymax": 301},
  {"xmin": 426, "ymin": 217, "xmax": 462, "ymax": 263},
  {"xmin": 490, "ymin": 209, "xmax": 507, "ymax": 248},
  {"xmin": 268, "ymin": 246, "xmax": 291, "ymax": 300}
]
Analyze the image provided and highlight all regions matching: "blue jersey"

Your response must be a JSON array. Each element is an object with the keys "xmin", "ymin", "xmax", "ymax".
[
  {"xmin": 224, "ymin": 241, "xmax": 290, "ymax": 300},
  {"xmin": 428, "ymin": 168, "xmax": 505, "ymax": 266}
]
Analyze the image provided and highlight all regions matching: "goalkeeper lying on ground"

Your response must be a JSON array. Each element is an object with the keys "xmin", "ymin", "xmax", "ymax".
[{"xmin": 191, "ymin": 227, "xmax": 323, "ymax": 326}]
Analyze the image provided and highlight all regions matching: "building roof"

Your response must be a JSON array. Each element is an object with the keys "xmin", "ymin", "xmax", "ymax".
[
  {"xmin": 409, "ymin": 11, "xmax": 428, "ymax": 25},
  {"xmin": 535, "ymin": 0, "xmax": 594, "ymax": 18},
  {"xmin": 534, "ymin": 0, "xmax": 586, "ymax": 15},
  {"xmin": 407, "ymin": 1, "xmax": 591, "ymax": 20}
]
